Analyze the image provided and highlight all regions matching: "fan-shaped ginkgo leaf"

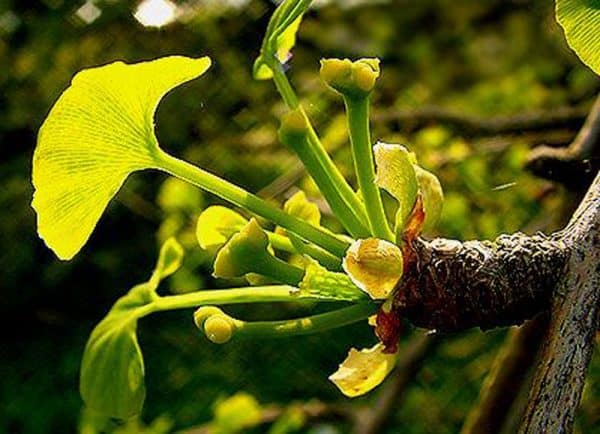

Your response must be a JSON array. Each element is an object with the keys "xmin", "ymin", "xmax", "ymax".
[
  {"xmin": 556, "ymin": 0, "xmax": 600, "ymax": 75},
  {"xmin": 32, "ymin": 56, "xmax": 211, "ymax": 260}
]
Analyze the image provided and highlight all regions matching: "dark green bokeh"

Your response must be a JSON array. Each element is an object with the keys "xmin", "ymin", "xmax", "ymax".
[{"xmin": 1, "ymin": 0, "xmax": 598, "ymax": 432}]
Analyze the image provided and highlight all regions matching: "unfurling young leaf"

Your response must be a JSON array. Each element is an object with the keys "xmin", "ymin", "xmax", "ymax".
[
  {"xmin": 556, "ymin": 0, "xmax": 600, "ymax": 75},
  {"xmin": 343, "ymin": 238, "xmax": 403, "ymax": 300},
  {"xmin": 329, "ymin": 343, "xmax": 398, "ymax": 397},
  {"xmin": 253, "ymin": 0, "xmax": 312, "ymax": 80},
  {"xmin": 32, "ymin": 56, "xmax": 211, "ymax": 260},
  {"xmin": 80, "ymin": 238, "xmax": 184, "ymax": 419}
]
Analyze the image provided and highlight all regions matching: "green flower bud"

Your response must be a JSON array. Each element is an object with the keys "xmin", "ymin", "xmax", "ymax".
[{"xmin": 320, "ymin": 58, "xmax": 381, "ymax": 98}]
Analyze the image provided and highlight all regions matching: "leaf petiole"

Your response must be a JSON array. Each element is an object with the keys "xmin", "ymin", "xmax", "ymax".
[
  {"xmin": 156, "ymin": 150, "xmax": 349, "ymax": 257},
  {"xmin": 344, "ymin": 96, "xmax": 394, "ymax": 241},
  {"xmin": 269, "ymin": 62, "xmax": 369, "ymax": 236},
  {"xmin": 203, "ymin": 303, "xmax": 377, "ymax": 341}
]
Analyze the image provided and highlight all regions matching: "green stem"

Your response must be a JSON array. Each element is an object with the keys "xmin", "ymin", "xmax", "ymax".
[
  {"xmin": 268, "ymin": 231, "xmax": 342, "ymax": 271},
  {"xmin": 256, "ymin": 254, "xmax": 305, "ymax": 286},
  {"xmin": 281, "ymin": 124, "xmax": 369, "ymax": 237},
  {"xmin": 156, "ymin": 151, "xmax": 349, "ymax": 257},
  {"xmin": 229, "ymin": 303, "xmax": 377, "ymax": 339},
  {"xmin": 270, "ymin": 62, "xmax": 369, "ymax": 234},
  {"xmin": 152, "ymin": 286, "xmax": 319, "ymax": 312},
  {"xmin": 271, "ymin": 60, "xmax": 299, "ymax": 108},
  {"xmin": 344, "ymin": 96, "xmax": 393, "ymax": 241}
]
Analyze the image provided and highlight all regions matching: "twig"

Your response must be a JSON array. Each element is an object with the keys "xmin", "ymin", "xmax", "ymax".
[
  {"xmin": 526, "ymin": 94, "xmax": 600, "ymax": 190},
  {"xmin": 373, "ymin": 105, "xmax": 587, "ymax": 136},
  {"xmin": 353, "ymin": 333, "xmax": 438, "ymax": 434},
  {"xmin": 460, "ymin": 315, "xmax": 548, "ymax": 434},
  {"xmin": 519, "ymin": 171, "xmax": 600, "ymax": 433}
]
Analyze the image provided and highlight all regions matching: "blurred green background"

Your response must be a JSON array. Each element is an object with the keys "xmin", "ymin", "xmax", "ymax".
[{"xmin": 1, "ymin": 0, "xmax": 599, "ymax": 433}]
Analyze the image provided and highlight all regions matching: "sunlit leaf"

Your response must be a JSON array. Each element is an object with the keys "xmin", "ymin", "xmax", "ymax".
[
  {"xmin": 556, "ymin": 0, "xmax": 600, "ymax": 75},
  {"xmin": 343, "ymin": 238, "xmax": 403, "ymax": 300},
  {"xmin": 80, "ymin": 239, "xmax": 184, "ymax": 419},
  {"xmin": 329, "ymin": 343, "xmax": 398, "ymax": 397},
  {"xmin": 253, "ymin": 0, "xmax": 312, "ymax": 80},
  {"xmin": 196, "ymin": 206, "xmax": 248, "ymax": 250},
  {"xmin": 32, "ymin": 56, "xmax": 211, "ymax": 260}
]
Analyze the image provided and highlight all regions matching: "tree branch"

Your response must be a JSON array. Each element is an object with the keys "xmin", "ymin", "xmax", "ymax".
[
  {"xmin": 392, "ymin": 232, "xmax": 569, "ymax": 332},
  {"xmin": 526, "ymin": 94, "xmax": 600, "ymax": 190},
  {"xmin": 519, "ymin": 172, "xmax": 600, "ymax": 433},
  {"xmin": 373, "ymin": 105, "xmax": 587, "ymax": 136}
]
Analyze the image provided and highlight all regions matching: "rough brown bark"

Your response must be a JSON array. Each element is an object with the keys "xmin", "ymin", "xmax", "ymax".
[
  {"xmin": 526, "ymin": 94, "xmax": 600, "ymax": 190},
  {"xmin": 392, "ymin": 233, "xmax": 568, "ymax": 332},
  {"xmin": 389, "ymin": 172, "xmax": 599, "ymax": 433},
  {"xmin": 519, "ymin": 172, "xmax": 600, "ymax": 433}
]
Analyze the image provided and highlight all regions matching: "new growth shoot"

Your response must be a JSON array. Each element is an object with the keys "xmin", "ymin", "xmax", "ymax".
[{"xmin": 31, "ymin": 0, "xmax": 444, "ymax": 422}]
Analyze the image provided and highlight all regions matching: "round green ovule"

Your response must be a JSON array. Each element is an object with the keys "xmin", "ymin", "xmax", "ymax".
[
  {"xmin": 194, "ymin": 306, "xmax": 224, "ymax": 330},
  {"xmin": 204, "ymin": 315, "xmax": 234, "ymax": 344}
]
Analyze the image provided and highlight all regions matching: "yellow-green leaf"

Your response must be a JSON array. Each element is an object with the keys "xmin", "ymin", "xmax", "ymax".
[
  {"xmin": 196, "ymin": 206, "xmax": 248, "ymax": 250},
  {"xmin": 556, "ymin": 0, "xmax": 600, "ymax": 75},
  {"xmin": 80, "ymin": 238, "xmax": 183, "ymax": 419},
  {"xmin": 32, "ymin": 56, "xmax": 211, "ymax": 260},
  {"xmin": 329, "ymin": 343, "xmax": 398, "ymax": 397}
]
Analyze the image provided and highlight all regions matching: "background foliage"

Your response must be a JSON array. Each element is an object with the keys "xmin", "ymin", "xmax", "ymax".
[{"xmin": 1, "ymin": 0, "xmax": 599, "ymax": 432}]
